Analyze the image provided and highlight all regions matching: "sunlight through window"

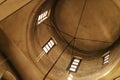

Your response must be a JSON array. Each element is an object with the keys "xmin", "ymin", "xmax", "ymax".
[
  {"xmin": 67, "ymin": 74, "xmax": 73, "ymax": 80},
  {"xmin": 42, "ymin": 38, "xmax": 56, "ymax": 54},
  {"xmin": 37, "ymin": 10, "xmax": 50, "ymax": 24},
  {"xmin": 103, "ymin": 54, "xmax": 110, "ymax": 65},
  {"xmin": 67, "ymin": 56, "xmax": 81, "ymax": 72}
]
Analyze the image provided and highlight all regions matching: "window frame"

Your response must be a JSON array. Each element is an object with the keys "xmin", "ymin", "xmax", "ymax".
[
  {"xmin": 42, "ymin": 38, "xmax": 56, "ymax": 54},
  {"xmin": 103, "ymin": 54, "xmax": 110, "ymax": 65},
  {"xmin": 67, "ymin": 56, "xmax": 82, "ymax": 73},
  {"xmin": 37, "ymin": 10, "xmax": 50, "ymax": 24}
]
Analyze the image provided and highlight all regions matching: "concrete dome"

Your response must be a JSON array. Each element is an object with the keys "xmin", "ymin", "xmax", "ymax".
[
  {"xmin": 53, "ymin": 0, "xmax": 120, "ymax": 51},
  {"xmin": 0, "ymin": 0, "xmax": 120, "ymax": 80}
]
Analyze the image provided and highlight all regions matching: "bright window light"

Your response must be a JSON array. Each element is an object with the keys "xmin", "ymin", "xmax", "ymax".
[
  {"xmin": 105, "ymin": 55, "xmax": 109, "ymax": 58},
  {"xmin": 67, "ymin": 74, "xmax": 73, "ymax": 80},
  {"xmin": 69, "ymin": 67, "xmax": 76, "ymax": 72},
  {"xmin": 74, "ymin": 59, "xmax": 80, "ymax": 63},
  {"xmin": 38, "ymin": 15, "xmax": 42, "ymax": 21},
  {"xmin": 43, "ymin": 47, "xmax": 48, "ymax": 53},
  {"xmin": 37, "ymin": 10, "xmax": 50, "ymax": 24},
  {"xmin": 45, "ymin": 44, "xmax": 50, "ymax": 51},
  {"xmin": 104, "ymin": 57, "xmax": 109, "ymax": 61},
  {"xmin": 50, "ymin": 40, "xmax": 54, "ymax": 46},
  {"xmin": 68, "ymin": 57, "xmax": 81, "ymax": 72},
  {"xmin": 48, "ymin": 42, "xmax": 53, "ymax": 48},
  {"xmin": 42, "ymin": 38, "xmax": 56, "ymax": 54},
  {"xmin": 104, "ymin": 60, "xmax": 109, "ymax": 64},
  {"xmin": 103, "ymin": 54, "xmax": 110, "ymax": 65},
  {"xmin": 72, "ymin": 62, "xmax": 79, "ymax": 65},
  {"xmin": 71, "ymin": 65, "xmax": 77, "ymax": 69}
]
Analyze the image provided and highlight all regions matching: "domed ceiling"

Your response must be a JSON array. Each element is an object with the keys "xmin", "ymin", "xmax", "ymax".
[{"xmin": 52, "ymin": 0, "xmax": 120, "ymax": 52}]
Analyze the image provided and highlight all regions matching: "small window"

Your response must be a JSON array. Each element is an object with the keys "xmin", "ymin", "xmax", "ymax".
[
  {"xmin": 37, "ymin": 10, "xmax": 50, "ymax": 24},
  {"xmin": 103, "ymin": 54, "xmax": 110, "ymax": 65},
  {"xmin": 67, "ymin": 56, "xmax": 81, "ymax": 72},
  {"xmin": 42, "ymin": 38, "xmax": 56, "ymax": 54},
  {"xmin": 43, "ymin": 47, "xmax": 48, "ymax": 53}
]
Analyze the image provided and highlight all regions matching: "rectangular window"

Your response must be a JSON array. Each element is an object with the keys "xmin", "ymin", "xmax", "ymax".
[
  {"xmin": 37, "ymin": 10, "xmax": 50, "ymax": 24},
  {"xmin": 103, "ymin": 54, "xmax": 110, "ymax": 65},
  {"xmin": 67, "ymin": 56, "xmax": 82, "ymax": 72},
  {"xmin": 42, "ymin": 38, "xmax": 56, "ymax": 54},
  {"xmin": 43, "ymin": 47, "xmax": 48, "ymax": 53}
]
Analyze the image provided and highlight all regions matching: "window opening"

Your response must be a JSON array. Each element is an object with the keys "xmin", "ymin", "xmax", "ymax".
[
  {"xmin": 67, "ymin": 56, "xmax": 82, "ymax": 72},
  {"xmin": 103, "ymin": 54, "xmax": 110, "ymax": 65},
  {"xmin": 42, "ymin": 38, "xmax": 56, "ymax": 54},
  {"xmin": 37, "ymin": 10, "xmax": 50, "ymax": 24}
]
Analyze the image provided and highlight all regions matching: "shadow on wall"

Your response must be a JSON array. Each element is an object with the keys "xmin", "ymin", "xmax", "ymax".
[
  {"xmin": 0, "ymin": 29, "xmax": 20, "ymax": 80},
  {"xmin": 0, "ymin": 28, "xmax": 12, "ymax": 52}
]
